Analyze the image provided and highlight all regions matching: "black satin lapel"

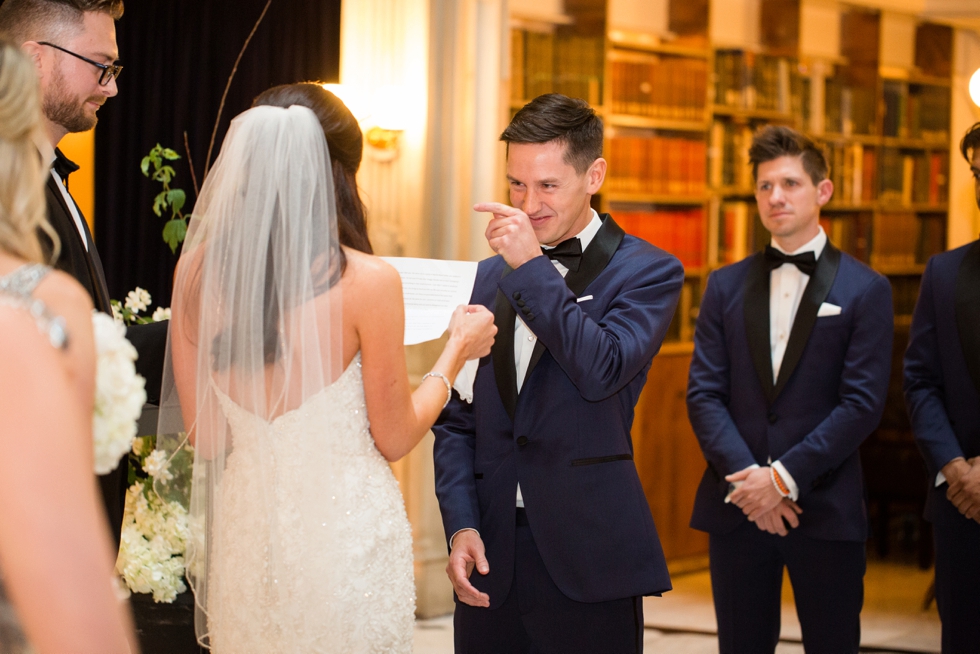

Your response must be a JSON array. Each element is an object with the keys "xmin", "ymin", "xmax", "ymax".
[
  {"xmin": 492, "ymin": 266, "xmax": 518, "ymax": 421},
  {"xmin": 564, "ymin": 214, "xmax": 625, "ymax": 296},
  {"xmin": 773, "ymin": 244, "xmax": 842, "ymax": 399},
  {"xmin": 743, "ymin": 253, "xmax": 775, "ymax": 403},
  {"xmin": 79, "ymin": 218, "xmax": 112, "ymax": 313},
  {"xmin": 521, "ymin": 214, "xmax": 625, "ymax": 385},
  {"xmin": 45, "ymin": 176, "xmax": 112, "ymax": 313},
  {"xmin": 954, "ymin": 241, "xmax": 980, "ymax": 397}
]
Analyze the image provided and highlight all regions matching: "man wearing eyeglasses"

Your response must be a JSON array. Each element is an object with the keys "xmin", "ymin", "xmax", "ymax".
[{"xmin": 0, "ymin": 0, "xmax": 164, "ymax": 549}]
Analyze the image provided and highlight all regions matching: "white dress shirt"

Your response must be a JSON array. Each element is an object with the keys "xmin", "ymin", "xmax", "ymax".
[
  {"xmin": 764, "ymin": 226, "xmax": 827, "ymax": 501},
  {"xmin": 514, "ymin": 210, "xmax": 603, "ymax": 507}
]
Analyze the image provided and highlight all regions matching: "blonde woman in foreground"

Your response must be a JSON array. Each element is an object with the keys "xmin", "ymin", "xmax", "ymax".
[{"xmin": 0, "ymin": 39, "xmax": 136, "ymax": 654}]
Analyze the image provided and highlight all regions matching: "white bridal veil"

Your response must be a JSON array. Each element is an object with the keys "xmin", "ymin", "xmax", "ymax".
[{"xmin": 156, "ymin": 104, "xmax": 342, "ymax": 647}]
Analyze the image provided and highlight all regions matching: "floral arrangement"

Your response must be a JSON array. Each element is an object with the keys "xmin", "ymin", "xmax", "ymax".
[
  {"xmin": 92, "ymin": 311, "xmax": 147, "ymax": 475},
  {"xmin": 116, "ymin": 433, "xmax": 196, "ymax": 603},
  {"xmin": 110, "ymin": 286, "xmax": 171, "ymax": 325}
]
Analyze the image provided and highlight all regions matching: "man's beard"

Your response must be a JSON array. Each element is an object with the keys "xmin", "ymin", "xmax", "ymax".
[{"xmin": 43, "ymin": 68, "xmax": 102, "ymax": 133}]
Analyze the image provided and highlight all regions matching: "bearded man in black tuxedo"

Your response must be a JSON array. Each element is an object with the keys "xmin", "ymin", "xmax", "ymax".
[{"xmin": 0, "ymin": 0, "xmax": 168, "ymax": 545}]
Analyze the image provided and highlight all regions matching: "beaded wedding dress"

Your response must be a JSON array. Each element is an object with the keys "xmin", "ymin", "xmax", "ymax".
[{"xmin": 206, "ymin": 353, "xmax": 415, "ymax": 653}]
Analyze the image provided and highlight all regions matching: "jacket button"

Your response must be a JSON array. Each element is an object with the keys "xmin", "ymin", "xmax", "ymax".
[
  {"xmin": 768, "ymin": 413, "xmax": 778, "ymax": 424},
  {"xmin": 527, "ymin": 312, "xmax": 535, "ymax": 320},
  {"xmin": 521, "ymin": 306, "xmax": 531, "ymax": 315},
  {"xmin": 517, "ymin": 299, "xmax": 526, "ymax": 307},
  {"xmin": 513, "ymin": 292, "xmax": 522, "ymax": 300},
  {"xmin": 516, "ymin": 436, "xmax": 528, "ymax": 446}
]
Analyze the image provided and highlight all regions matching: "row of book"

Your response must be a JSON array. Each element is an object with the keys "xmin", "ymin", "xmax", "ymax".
[
  {"xmin": 713, "ymin": 50, "xmax": 796, "ymax": 113},
  {"xmin": 878, "ymin": 148, "xmax": 948, "ymax": 206},
  {"xmin": 510, "ymin": 29, "xmax": 603, "ymax": 106},
  {"xmin": 869, "ymin": 211, "xmax": 946, "ymax": 268},
  {"xmin": 713, "ymin": 201, "xmax": 767, "ymax": 265},
  {"xmin": 607, "ymin": 52, "xmax": 708, "ymax": 120},
  {"xmin": 882, "ymin": 80, "xmax": 950, "ymax": 142},
  {"xmin": 616, "ymin": 208, "xmax": 705, "ymax": 268},
  {"xmin": 606, "ymin": 135, "xmax": 707, "ymax": 196},
  {"xmin": 820, "ymin": 213, "xmax": 871, "ymax": 261},
  {"xmin": 825, "ymin": 142, "xmax": 875, "ymax": 206},
  {"xmin": 824, "ymin": 80, "xmax": 877, "ymax": 136},
  {"xmin": 708, "ymin": 121, "xmax": 753, "ymax": 190}
]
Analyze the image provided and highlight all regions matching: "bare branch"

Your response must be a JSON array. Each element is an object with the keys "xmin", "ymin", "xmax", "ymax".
[{"xmin": 203, "ymin": 0, "xmax": 274, "ymax": 180}]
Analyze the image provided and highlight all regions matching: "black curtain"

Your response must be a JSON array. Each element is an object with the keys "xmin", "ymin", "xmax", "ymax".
[{"xmin": 94, "ymin": 0, "xmax": 341, "ymax": 307}]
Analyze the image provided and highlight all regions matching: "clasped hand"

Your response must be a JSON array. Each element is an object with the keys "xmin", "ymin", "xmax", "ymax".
[
  {"xmin": 475, "ymin": 202, "xmax": 543, "ymax": 270},
  {"xmin": 942, "ymin": 456, "xmax": 980, "ymax": 523},
  {"xmin": 726, "ymin": 466, "xmax": 802, "ymax": 537}
]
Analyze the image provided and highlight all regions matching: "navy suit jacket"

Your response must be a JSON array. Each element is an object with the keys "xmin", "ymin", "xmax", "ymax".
[
  {"xmin": 432, "ymin": 215, "xmax": 684, "ymax": 606},
  {"xmin": 904, "ymin": 240, "xmax": 980, "ymax": 523},
  {"xmin": 687, "ymin": 244, "xmax": 893, "ymax": 542}
]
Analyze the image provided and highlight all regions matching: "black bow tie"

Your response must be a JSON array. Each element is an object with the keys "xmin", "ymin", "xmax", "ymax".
[
  {"xmin": 52, "ymin": 148, "xmax": 80, "ymax": 188},
  {"xmin": 542, "ymin": 237, "xmax": 583, "ymax": 272},
  {"xmin": 764, "ymin": 245, "xmax": 817, "ymax": 276}
]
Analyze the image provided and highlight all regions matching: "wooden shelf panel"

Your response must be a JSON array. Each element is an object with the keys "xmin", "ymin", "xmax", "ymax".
[
  {"xmin": 606, "ymin": 193, "xmax": 709, "ymax": 206},
  {"xmin": 606, "ymin": 114, "xmax": 709, "ymax": 132},
  {"xmin": 711, "ymin": 105, "xmax": 796, "ymax": 122}
]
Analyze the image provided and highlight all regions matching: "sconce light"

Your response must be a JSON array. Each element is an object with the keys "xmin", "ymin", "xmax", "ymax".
[
  {"xmin": 321, "ymin": 83, "xmax": 406, "ymax": 160},
  {"xmin": 971, "ymin": 68, "xmax": 980, "ymax": 108}
]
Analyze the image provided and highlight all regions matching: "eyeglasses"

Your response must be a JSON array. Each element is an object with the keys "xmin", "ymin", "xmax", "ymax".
[{"xmin": 37, "ymin": 41, "xmax": 122, "ymax": 86}]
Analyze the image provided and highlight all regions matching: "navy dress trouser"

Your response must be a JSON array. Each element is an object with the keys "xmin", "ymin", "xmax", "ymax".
[
  {"xmin": 709, "ymin": 521, "xmax": 866, "ymax": 654},
  {"xmin": 932, "ymin": 498, "xmax": 980, "ymax": 654},
  {"xmin": 454, "ymin": 509, "xmax": 644, "ymax": 654}
]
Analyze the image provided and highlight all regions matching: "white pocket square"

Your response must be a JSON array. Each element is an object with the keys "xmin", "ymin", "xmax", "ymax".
[
  {"xmin": 817, "ymin": 302, "xmax": 841, "ymax": 317},
  {"xmin": 576, "ymin": 295, "xmax": 593, "ymax": 303}
]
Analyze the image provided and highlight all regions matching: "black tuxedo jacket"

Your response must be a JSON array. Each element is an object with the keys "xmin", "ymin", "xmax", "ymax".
[{"xmin": 44, "ymin": 163, "xmax": 168, "ymax": 543}]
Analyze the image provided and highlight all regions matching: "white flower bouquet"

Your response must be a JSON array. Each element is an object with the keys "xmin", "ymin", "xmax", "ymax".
[
  {"xmin": 116, "ymin": 434, "xmax": 196, "ymax": 603},
  {"xmin": 92, "ymin": 311, "xmax": 147, "ymax": 475}
]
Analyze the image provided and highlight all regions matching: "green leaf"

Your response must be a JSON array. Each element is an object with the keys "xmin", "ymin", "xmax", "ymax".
[
  {"xmin": 167, "ymin": 189, "xmax": 186, "ymax": 215},
  {"xmin": 156, "ymin": 165, "xmax": 176, "ymax": 185},
  {"xmin": 153, "ymin": 191, "xmax": 168, "ymax": 217},
  {"xmin": 163, "ymin": 218, "xmax": 187, "ymax": 253},
  {"xmin": 140, "ymin": 156, "xmax": 151, "ymax": 177},
  {"xmin": 161, "ymin": 148, "xmax": 180, "ymax": 160}
]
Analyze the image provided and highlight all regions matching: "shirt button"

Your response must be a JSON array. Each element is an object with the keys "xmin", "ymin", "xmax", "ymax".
[
  {"xmin": 516, "ymin": 436, "xmax": 529, "ymax": 446},
  {"xmin": 784, "ymin": 292, "xmax": 790, "ymax": 298},
  {"xmin": 779, "ymin": 333, "xmax": 785, "ymax": 340},
  {"xmin": 527, "ymin": 335, "xmax": 534, "ymax": 341}
]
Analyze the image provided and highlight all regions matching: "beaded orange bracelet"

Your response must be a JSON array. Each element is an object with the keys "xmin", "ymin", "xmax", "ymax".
[{"xmin": 770, "ymin": 466, "xmax": 791, "ymax": 498}]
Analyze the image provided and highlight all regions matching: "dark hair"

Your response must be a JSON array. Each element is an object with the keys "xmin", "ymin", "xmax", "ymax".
[
  {"xmin": 960, "ymin": 122, "xmax": 980, "ymax": 164},
  {"xmin": 748, "ymin": 125, "xmax": 828, "ymax": 185},
  {"xmin": 0, "ymin": 0, "xmax": 123, "ymax": 44},
  {"xmin": 253, "ymin": 83, "xmax": 372, "ymax": 271},
  {"xmin": 500, "ymin": 93, "xmax": 603, "ymax": 174}
]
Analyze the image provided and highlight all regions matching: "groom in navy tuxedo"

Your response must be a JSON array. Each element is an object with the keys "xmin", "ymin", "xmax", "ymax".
[
  {"xmin": 687, "ymin": 126, "xmax": 893, "ymax": 653},
  {"xmin": 433, "ymin": 93, "xmax": 683, "ymax": 653},
  {"xmin": 904, "ymin": 121, "xmax": 980, "ymax": 652}
]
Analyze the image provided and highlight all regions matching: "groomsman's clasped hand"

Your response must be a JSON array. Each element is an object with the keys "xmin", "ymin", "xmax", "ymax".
[
  {"xmin": 943, "ymin": 456, "xmax": 980, "ymax": 522},
  {"xmin": 726, "ymin": 466, "xmax": 803, "ymax": 536}
]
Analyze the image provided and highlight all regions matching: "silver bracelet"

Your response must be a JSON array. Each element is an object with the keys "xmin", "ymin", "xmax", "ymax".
[{"xmin": 422, "ymin": 371, "xmax": 452, "ymax": 408}]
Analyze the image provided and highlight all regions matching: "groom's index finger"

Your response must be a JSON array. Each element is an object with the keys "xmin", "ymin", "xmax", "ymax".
[{"xmin": 473, "ymin": 201, "xmax": 518, "ymax": 217}]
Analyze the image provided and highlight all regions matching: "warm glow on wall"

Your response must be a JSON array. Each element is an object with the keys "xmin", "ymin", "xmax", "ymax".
[{"xmin": 971, "ymin": 68, "xmax": 980, "ymax": 108}]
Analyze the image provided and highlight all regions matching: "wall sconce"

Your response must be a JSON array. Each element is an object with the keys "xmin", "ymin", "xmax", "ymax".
[
  {"xmin": 971, "ymin": 68, "xmax": 980, "ymax": 108},
  {"xmin": 321, "ymin": 83, "xmax": 406, "ymax": 160}
]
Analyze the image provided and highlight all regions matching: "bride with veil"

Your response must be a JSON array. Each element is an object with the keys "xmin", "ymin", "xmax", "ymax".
[{"xmin": 160, "ymin": 84, "xmax": 495, "ymax": 652}]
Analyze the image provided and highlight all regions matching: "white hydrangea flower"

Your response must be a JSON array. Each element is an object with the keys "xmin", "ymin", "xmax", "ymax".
[
  {"xmin": 151, "ymin": 306, "xmax": 171, "ymax": 322},
  {"xmin": 124, "ymin": 287, "xmax": 151, "ymax": 314},
  {"xmin": 111, "ymin": 303, "xmax": 124, "ymax": 322},
  {"xmin": 92, "ymin": 312, "xmax": 146, "ymax": 474},
  {"xmin": 116, "ymin": 482, "xmax": 190, "ymax": 603},
  {"xmin": 143, "ymin": 450, "xmax": 174, "ymax": 482}
]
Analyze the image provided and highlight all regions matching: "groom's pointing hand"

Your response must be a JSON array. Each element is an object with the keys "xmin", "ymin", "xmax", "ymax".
[
  {"xmin": 476, "ymin": 202, "xmax": 542, "ymax": 270},
  {"xmin": 447, "ymin": 529, "xmax": 491, "ymax": 608}
]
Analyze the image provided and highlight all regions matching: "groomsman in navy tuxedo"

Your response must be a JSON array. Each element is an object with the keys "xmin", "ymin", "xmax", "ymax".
[
  {"xmin": 904, "ymin": 121, "xmax": 980, "ymax": 653},
  {"xmin": 0, "ymin": 0, "xmax": 167, "ymax": 545},
  {"xmin": 433, "ymin": 94, "xmax": 683, "ymax": 653},
  {"xmin": 687, "ymin": 125, "xmax": 893, "ymax": 653}
]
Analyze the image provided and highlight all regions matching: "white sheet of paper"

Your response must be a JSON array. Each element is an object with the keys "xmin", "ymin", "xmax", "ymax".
[{"xmin": 381, "ymin": 257, "xmax": 478, "ymax": 345}]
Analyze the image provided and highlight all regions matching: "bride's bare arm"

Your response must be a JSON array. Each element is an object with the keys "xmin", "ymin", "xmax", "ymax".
[
  {"xmin": 349, "ymin": 253, "xmax": 495, "ymax": 462},
  {"xmin": 0, "ymin": 311, "xmax": 137, "ymax": 654}
]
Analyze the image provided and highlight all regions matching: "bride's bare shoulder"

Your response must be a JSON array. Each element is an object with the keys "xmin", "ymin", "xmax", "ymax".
[{"xmin": 341, "ymin": 247, "xmax": 401, "ymax": 292}]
